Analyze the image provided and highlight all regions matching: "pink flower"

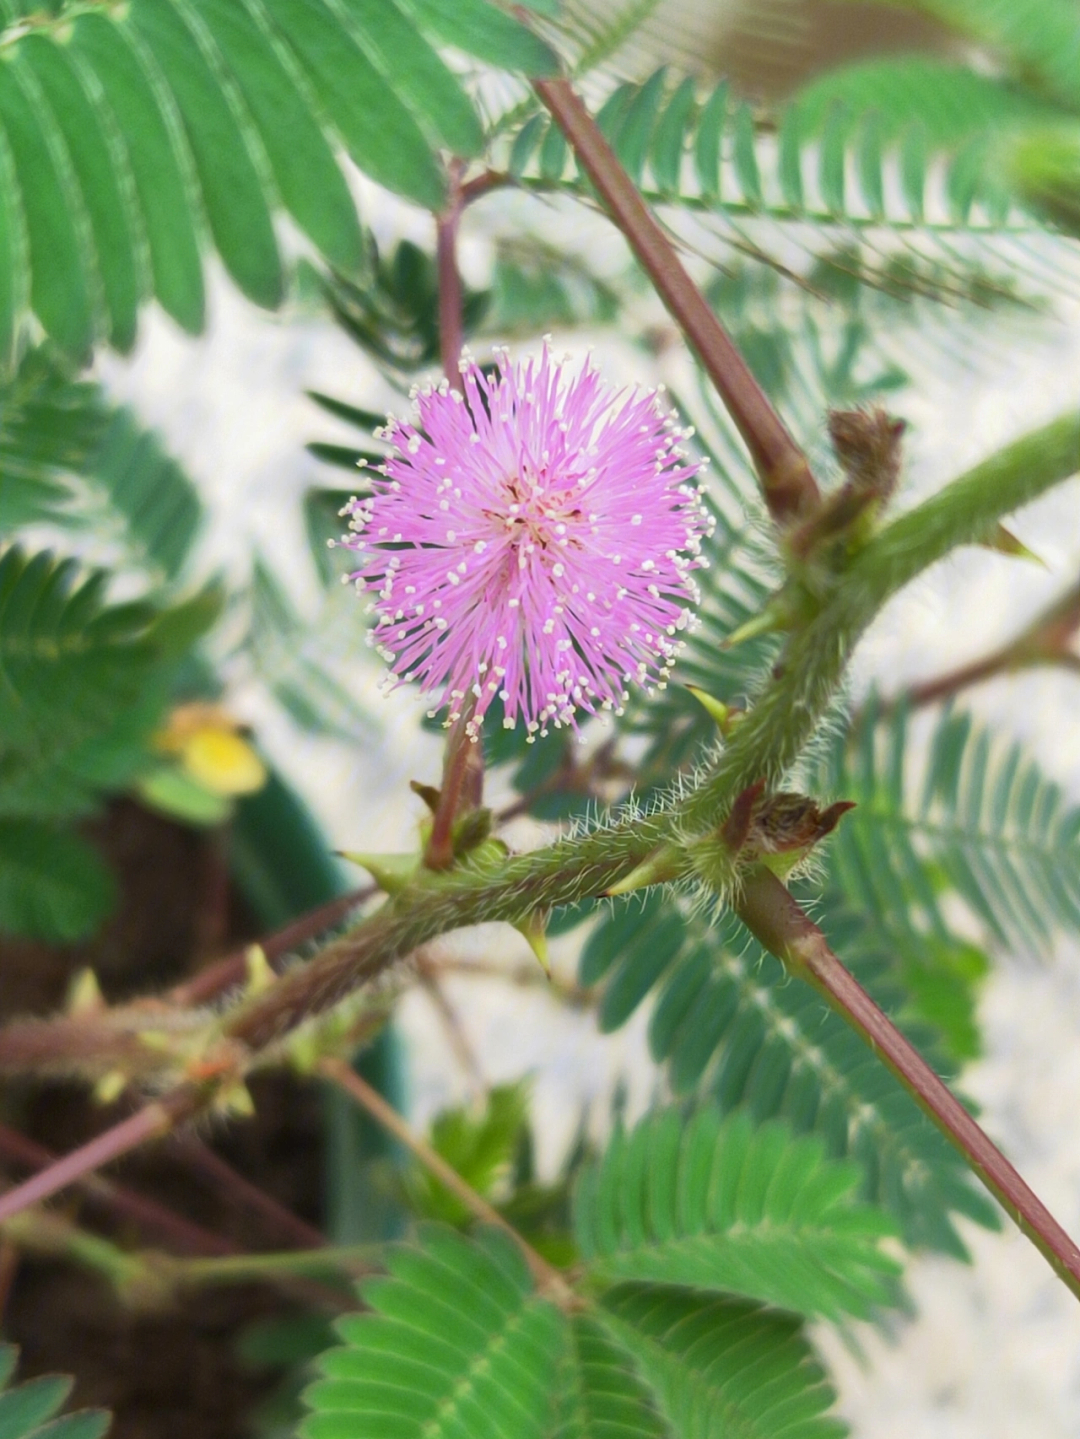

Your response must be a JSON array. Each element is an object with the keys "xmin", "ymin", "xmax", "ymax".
[{"xmin": 340, "ymin": 345, "xmax": 711, "ymax": 740}]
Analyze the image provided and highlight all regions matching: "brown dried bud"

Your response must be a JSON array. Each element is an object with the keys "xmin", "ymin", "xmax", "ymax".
[
  {"xmin": 750, "ymin": 792, "xmax": 856, "ymax": 857},
  {"xmin": 827, "ymin": 407, "xmax": 907, "ymax": 501},
  {"xmin": 720, "ymin": 781, "xmax": 856, "ymax": 879}
]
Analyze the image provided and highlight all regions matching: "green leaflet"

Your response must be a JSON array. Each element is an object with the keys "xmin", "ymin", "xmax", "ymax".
[
  {"xmin": 581, "ymin": 898, "xmax": 997, "ymax": 1256},
  {"xmin": 0, "ymin": 0, "xmax": 499, "ymax": 358},
  {"xmin": 386, "ymin": 0, "xmax": 558, "ymax": 76},
  {"xmin": 302, "ymin": 1226, "xmax": 566, "ymax": 1439},
  {"xmin": 0, "ymin": 347, "xmax": 202, "ymax": 582},
  {"xmin": 828, "ymin": 703, "xmax": 1080, "ymax": 959},
  {"xmin": 551, "ymin": 1316, "xmax": 670, "ymax": 1439},
  {"xmin": 0, "ymin": 1344, "xmax": 110, "ymax": 1439},
  {"xmin": 597, "ymin": 1286, "xmax": 846, "ymax": 1439},
  {"xmin": 18, "ymin": 35, "xmax": 144, "ymax": 352},
  {"xmin": 335, "ymin": 0, "xmax": 483, "ymax": 157},
  {"xmin": 0, "ymin": 57, "xmax": 97, "ymax": 356},
  {"xmin": 0, "ymin": 547, "xmax": 217, "ymax": 823},
  {"xmin": 68, "ymin": 12, "xmax": 207, "ymax": 335},
  {"xmin": 258, "ymin": 0, "xmax": 445, "ymax": 210},
  {"xmin": 127, "ymin": 0, "xmax": 283, "ymax": 309},
  {"xmin": 574, "ymin": 1107, "xmax": 900, "ymax": 1320},
  {"xmin": 0, "ymin": 818, "xmax": 115, "ymax": 941},
  {"xmin": 187, "ymin": 0, "xmax": 364, "ymax": 275}
]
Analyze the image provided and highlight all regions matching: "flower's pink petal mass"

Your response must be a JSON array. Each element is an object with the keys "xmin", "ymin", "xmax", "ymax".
[{"xmin": 339, "ymin": 345, "xmax": 713, "ymax": 740}]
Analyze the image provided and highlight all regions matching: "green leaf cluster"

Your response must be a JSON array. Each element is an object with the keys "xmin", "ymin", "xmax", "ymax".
[
  {"xmin": 0, "ymin": 1342, "xmax": 110, "ymax": 1439},
  {"xmin": 576, "ymin": 897, "xmax": 997, "ymax": 1256},
  {"xmin": 304, "ymin": 1099, "xmax": 901, "ymax": 1437},
  {"xmin": 0, "ymin": 347, "xmax": 201, "ymax": 580},
  {"xmin": 0, "ymin": 0, "xmax": 556, "ymax": 362},
  {"xmin": 827, "ymin": 702, "xmax": 1080, "ymax": 961},
  {"xmin": 506, "ymin": 61, "xmax": 1036, "ymax": 227},
  {"xmin": 0, "ymin": 544, "xmax": 217, "ymax": 938}
]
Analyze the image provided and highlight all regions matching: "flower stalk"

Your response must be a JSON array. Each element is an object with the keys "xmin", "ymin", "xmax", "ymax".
[
  {"xmin": 436, "ymin": 158, "xmax": 465, "ymax": 393},
  {"xmin": 319, "ymin": 1057, "xmax": 574, "ymax": 1304}
]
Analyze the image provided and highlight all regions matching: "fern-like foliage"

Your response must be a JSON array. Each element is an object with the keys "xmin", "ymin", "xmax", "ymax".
[
  {"xmin": 247, "ymin": 559, "xmax": 373, "ymax": 745},
  {"xmin": 503, "ymin": 56, "xmax": 1080, "ymax": 302},
  {"xmin": 505, "ymin": 61, "xmax": 1032, "ymax": 224},
  {"xmin": 0, "ymin": 1342, "xmax": 110, "ymax": 1439},
  {"xmin": 0, "ymin": 347, "xmax": 201, "ymax": 580},
  {"xmin": 302, "ymin": 1225, "xmax": 565, "ymax": 1439},
  {"xmin": 578, "ymin": 897, "xmax": 997, "ymax": 1256},
  {"xmin": 827, "ymin": 703, "xmax": 1080, "ymax": 959},
  {"xmin": 0, "ymin": 0, "xmax": 555, "ymax": 363},
  {"xmin": 0, "ymin": 544, "xmax": 217, "ymax": 937},
  {"xmin": 304, "ymin": 1219, "xmax": 853, "ymax": 1438},
  {"xmin": 574, "ymin": 1105, "xmax": 899, "ymax": 1320},
  {"xmin": 551, "ymin": 1314, "xmax": 669, "ymax": 1439},
  {"xmin": 595, "ymin": 1285, "xmax": 846, "ymax": 1439},
  {"xmin": 401, "ymin": 1083, "xmax": 531, "ymax": 1227}
]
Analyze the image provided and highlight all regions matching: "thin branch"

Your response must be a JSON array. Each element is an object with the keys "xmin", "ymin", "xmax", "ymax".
[
  {"xmin": 898, "ymin": 576, "xmax": 1080, "ymax": 710},
  {"xmin": 176, "ymin": 1242, "xmax": 376, "ymax": 1287},
  {"xmin": 169, "ymin": 883, "xmax": 375, "ymax": 1008},
  {"xmin": 735, "ymin": 865, "xmax": 1080, "ymax": 1302},
  {"xmin": 170, "ymin": 1136, "xmax": 326, "ymax": 1250},
  {"xmin": 533, "ymin": 76, "xmax": 821, "ymax": 527},
  {"xmin": 424, "ymin": 698, "xmax": 481, "ymax": 871},
  {"xmin": 414, "ymin": 954, "xmax": 487, "ymax": 1097},
  {"xmin": 0, "ymin": 1092, "xmax": 197, "ymax": 1226},
  {"xmin": 460, "ymin": 169, "xmax": 513, "ymax": 206},
  {"xmin": 319, "ymin": 1058, "xmax": 575, "ymax": 1305},
  {"xmin": 0, "ymin": 1121, "xmax": 236, "ymax": 1257},
  {"xmin": 1, "ymin": 1209, "xmax": 359, "ymax": 1310}
]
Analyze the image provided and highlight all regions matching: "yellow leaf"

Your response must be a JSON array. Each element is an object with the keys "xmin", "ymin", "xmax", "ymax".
[{"xmin": 181, "ymin": 728, "xmax": 267, "ymax": 796}]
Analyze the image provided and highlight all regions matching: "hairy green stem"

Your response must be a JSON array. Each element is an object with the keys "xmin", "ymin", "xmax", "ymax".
[
  {"xmin": 213, "ymin": 408, "xmax": 1080, "ymax": 1050},
  {"xmin": 0, "ymin": 417, "xmax": 1073, "ymax": 1234},
  {"xmin": 736, "ymin": 865, "xmax": 1080, "ymax": 1302},
  {"xmin": 680, "ymin": 409, "xmax": 1080, "ymax": 830}
]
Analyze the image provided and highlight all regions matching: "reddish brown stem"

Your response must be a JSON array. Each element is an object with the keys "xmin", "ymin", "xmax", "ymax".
[
  {"xmin": 0, "ymin": 1091, "xmax": 198, "ymax": 1226},
  {"xmin": 171, "ymin": 1136, "xmax": 326, "ymax": 1250},
  {"xmin": 437, "ymin": 159, "xmax": 466, "ymax": 393},
  {"xmin": 169, "ymin": 884, "xmax": 374, "ymax": 1008},
  {"xmin": 0, "ymin": 1122, "xmax": 235, "ymax": 1256},
  {"xmin": 414, "ymin": 954, "xmax": 486, "ymax": 1096},
  {"xmin": 424, "ymin": 698, "xmax": 481, "ymax": 871},
  {"xmin": 900, "ymin": 577, "xmax": 1080, "ymax": 710},
  {"xmin": 534, "ymin": 77, "xmax": 820, "ymax": 527},
  {"xmin": 737, "ymin": 866, "xmax": 1080, "ymax": 1302}
]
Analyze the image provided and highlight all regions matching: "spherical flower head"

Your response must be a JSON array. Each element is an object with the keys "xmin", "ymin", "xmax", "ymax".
[{"xmin": 340, "ymin": 345, "xmax": 712, "ymax": 741}]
